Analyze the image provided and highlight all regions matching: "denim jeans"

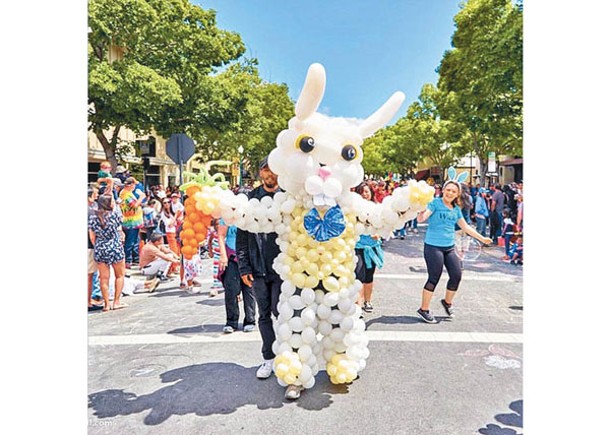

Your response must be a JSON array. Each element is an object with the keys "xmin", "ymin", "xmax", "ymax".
[
  {"xmin": 476, "ymin": 216, "xmax": 487, "ymax": 237},
  {"xmin": 123, "ymin": 228, "xmax": 140, "ymax": 264}
]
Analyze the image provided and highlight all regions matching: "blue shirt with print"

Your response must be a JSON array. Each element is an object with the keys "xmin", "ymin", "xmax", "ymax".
[{"xmin": 424, "ymin": 197, "xmax": 464, "ymax": 247}]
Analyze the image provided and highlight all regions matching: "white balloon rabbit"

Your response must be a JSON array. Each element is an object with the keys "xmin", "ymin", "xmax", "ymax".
[{"xmin": 203, "ymin": 63, "xmax": 434, "ymax": 392}]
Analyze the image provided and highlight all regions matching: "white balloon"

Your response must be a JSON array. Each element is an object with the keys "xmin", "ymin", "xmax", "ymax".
[
  {"xmin": 322, "ymin": 292, "xmax": 340, "ymax": 308},
  {"xmin": 339, "ymin": 316, "xmax": 354, "ymax": 331},
  {"xmin": 316, "ymin": 303, "xmax": 331, "ymax": 320},
  {"xmin": 288, "ymin": 316, "xmax": 304, "ymax": 332},
  {"xmin": 304, "ymin": 176, "xmax": 324, "ymax": 195},
  {"xmin": 300, "ymin": 287, "xmax": 316, "ymax": 305},
  {"xmin": 298, "ymin": 344, "xmax": 313, "ymax": 361},
  {"xmin": 278, "ymin": 323, "xmax": 292, "ymax": 341},
  {"xmin": 328, "ymin": 309, "xmax": 344, "ymax": 325},
  {"xmin": 301, "ymin": 327, "xmax": 317, "ymax": 345},
  {"xmin": 303, "ymin": 377, "xmax": 316, "ymax": 389},
  {"xmin": 288, "ymin": 295, "xmax": 305, "ymax": 310},
  {"xmin": 318, "ymin": 319, "xmax": 333, "ymax": 336},
  {"xmin": 330, "ymin": 328, "xmax": 345, "ymax": 342},
  {"xmin": 301, "ymin": 307, "xmax": 316, "ymax": 326},
  {"xmin": 288, "ymin": 333, "xmax": 303, "ymax": 349}
]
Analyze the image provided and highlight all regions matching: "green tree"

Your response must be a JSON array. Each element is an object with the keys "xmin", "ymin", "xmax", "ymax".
[
  {"xmin": 88, "ymin": 0, "xmax": 245, "ymax": 170},
  {"xmin": 379, "ymin": 84, "xmax": 462, "ymax": 180},
  {"xmin": 193, "ymin": 62, "xmax": 294, "ymax": 175},
  {"xmin": 436, "ymin": 0, "xmax": 523, "ymax": 179},
  {"xmin": 361, "ymin": 128, "xmax": 396, "ymax": 177}
]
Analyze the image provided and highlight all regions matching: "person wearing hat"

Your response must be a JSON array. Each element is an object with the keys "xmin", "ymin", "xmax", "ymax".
[
  {"xmin": 119, "ymin": 176, "xmax": 145, "ymax": 269},
  {"xmin": 115, "ymin": 165, "xmax": 129, "ymax": 183},
  {"xmin": 474, "ymin": 187, "xmax": 489, "ymax": 236},
  {"xmin": 170, "ymin": 192, "xmax": 185, "ymax": 217},
  {"xmin": 235, "ymin": 156, "xmax": 285, "ymax": 384}
]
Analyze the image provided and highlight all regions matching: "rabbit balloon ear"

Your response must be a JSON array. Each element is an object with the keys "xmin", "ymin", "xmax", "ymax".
[
  {"xmin": 359, "ymin": 91, "xmax": 405, "ymax": 138},
  {"xmin": 295, "ymin": 63, "xmax": 326, "ymax": 121}
]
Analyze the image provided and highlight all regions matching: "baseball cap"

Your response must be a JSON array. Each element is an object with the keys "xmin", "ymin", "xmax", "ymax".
[{"xmin": 259, "ymin": 156, "xmax": 269, "ymax": 170}]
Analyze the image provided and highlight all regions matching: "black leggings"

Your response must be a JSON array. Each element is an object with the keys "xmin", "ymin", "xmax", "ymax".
[{"xmin": 423, "ymin": 243, "xmax": 462, "ymax": 292}]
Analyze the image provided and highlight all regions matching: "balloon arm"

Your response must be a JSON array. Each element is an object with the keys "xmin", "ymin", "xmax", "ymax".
[{"xmin": 351, "ymin": 190, "xmax": 419, "ymax": 237}]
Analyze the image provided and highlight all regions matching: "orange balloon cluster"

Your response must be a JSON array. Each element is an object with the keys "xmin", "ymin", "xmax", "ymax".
[{"xmin": 180, "ymin": 185, "xmax": 211, "ymax": 259}]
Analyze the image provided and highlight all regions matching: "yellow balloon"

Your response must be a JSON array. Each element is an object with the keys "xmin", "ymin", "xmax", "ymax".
[
  {"xmin": 276, "ymin": 363, "xmax": 289, "ymax": 377},
  {"xmin": 323, "ymin": 276, "xmax": 339, "ymax": 292},
  {"xmin": 291, "ymin": 261, "xmax": 304, "ymax": 274},
  {"xmin": 305, "ymin": 262, "xmax": 319, "ymax": 276},
  {"xmin": 296, "ymin": 233, "xmax": 308, "ymax": 246},
  {"xmin": 306, "ymin": 249, "xmax": 319, "ymax": 263},
  {"xmin": 293, "ymin": 273, "xmax": 306, "ymax": 289},
  {"xmin": 304, "ymin": 275, "xmax": 319, "ymax": 289}
]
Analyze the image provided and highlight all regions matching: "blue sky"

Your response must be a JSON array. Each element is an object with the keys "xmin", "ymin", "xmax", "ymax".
[{"xmin": 196, "ymin": 0, "xmax": 462, "ymax": 122}]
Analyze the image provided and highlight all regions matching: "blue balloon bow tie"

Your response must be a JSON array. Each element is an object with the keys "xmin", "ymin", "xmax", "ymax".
[{"xmin": 303, "ymin": 205, "xmax": 346, "ymax": 242}]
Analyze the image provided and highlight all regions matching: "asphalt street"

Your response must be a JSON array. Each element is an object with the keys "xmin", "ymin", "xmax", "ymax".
[{"xmin": 87, "ymin": 224, "xmax": 523, "ymax": 435}]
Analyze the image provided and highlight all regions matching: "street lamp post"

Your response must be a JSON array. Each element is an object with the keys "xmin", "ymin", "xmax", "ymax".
[{"xmin": 238, "ymin": 145, "xmax": 244, "ymax": 187}]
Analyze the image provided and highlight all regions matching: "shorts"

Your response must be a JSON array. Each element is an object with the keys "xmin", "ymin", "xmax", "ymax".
[
  {"xmin": 88, "ymin": 249, "xmax": 98, "ymax": 274},
  {"xmin": 355, "ymin": 248, "xmax": 376, "ymax": 284}
]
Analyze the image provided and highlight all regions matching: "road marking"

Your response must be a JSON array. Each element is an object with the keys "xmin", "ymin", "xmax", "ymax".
[
  {"xmin": 375, "ymin": 273, "xmax": 515, "ymax": 282},
  {"xmin": 89, "ymin": 331, "xmax": 522, "ymax": 346}
]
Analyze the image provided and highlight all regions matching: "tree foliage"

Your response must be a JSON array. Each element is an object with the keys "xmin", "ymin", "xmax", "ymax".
[
  {"xmin": 88, "ymin": 0, "xmax": 246, "ymax": 170},
  {"xmin": 362, "ymin": 83, "xmax": 462, "ymax": 179},
  {"xmin": 193, "ymin": 61, "xmax": 294, "ymax": 173},
  {"xmin": 436, "ymin": 0, "xmax": 523, "ymax": 177}
]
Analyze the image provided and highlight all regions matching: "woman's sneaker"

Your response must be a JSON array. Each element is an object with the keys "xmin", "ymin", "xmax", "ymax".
[
  {"xmin": 416, "ymin": 308, "xmax": 438, "ymax": 324},
  {"xmin": 441, "ymin": 299, "xmax": 454, "ymax": 317},
  {"xmin": 362, "ymin": 301, "xmax": 373, "ymax": 312}
]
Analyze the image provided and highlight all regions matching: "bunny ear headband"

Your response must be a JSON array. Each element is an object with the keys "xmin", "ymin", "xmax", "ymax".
[{"xmin": 444, "ymin": 166, "xmax": 469, "ymax": 187}]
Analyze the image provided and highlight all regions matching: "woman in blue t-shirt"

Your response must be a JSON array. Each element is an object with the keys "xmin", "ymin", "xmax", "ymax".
[{"xmin": 415, "ymin": 180, "xmax": 492, "ymax": 323}]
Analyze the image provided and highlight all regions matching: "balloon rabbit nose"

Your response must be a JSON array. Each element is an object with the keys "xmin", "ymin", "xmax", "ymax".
[{"xmin": 318, "ymin": 166, "xmax": 332, "ymax": 181}]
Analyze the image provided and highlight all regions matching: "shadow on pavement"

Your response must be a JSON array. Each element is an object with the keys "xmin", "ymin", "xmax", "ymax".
[
  {"xmin": 167, "ymin": 324, "xmax": 226, "ymax": 334},
  {"xmin": 478, "ymin": 399, "xmax": 523, "ymax": 434},
  {"xmin": 89, "ymin": 362, "xmax": 337, "ymax": 425},
  {"xmin": 365, "ymin": 315, "xmax": 424, "ymax": 326}
]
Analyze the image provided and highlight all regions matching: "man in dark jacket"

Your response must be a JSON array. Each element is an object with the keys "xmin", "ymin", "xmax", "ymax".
[{"xmin": 236, "ymin": 157, "xmax": 283, "ymax": 383}]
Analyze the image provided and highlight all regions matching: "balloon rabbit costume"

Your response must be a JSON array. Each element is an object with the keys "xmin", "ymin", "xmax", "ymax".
[{"xmin": 180, "ymin": 63, "xmax": 434, "ymax": 391}]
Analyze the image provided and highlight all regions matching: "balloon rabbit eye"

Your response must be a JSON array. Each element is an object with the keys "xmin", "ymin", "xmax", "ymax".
[
  {"xmin": 296, "ymin": 135, "xmax": 315, "ymax": 153},
  {"xmin": 341, "ymin": 145, "xmax": 357, "ymax": 161}
]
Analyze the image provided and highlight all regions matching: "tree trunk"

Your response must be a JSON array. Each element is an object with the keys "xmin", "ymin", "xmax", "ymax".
[{"xmin": 94, "ymin": 126, "xmax": 121, "ymax": 172}]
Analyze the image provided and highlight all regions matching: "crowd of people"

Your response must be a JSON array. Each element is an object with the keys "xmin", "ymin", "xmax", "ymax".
[{"xmin": 87, "ymin": 159, "xmax": 523, "ymax": 399}]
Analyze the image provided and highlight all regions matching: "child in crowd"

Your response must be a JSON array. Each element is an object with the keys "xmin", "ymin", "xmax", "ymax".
[
  {"xmin": 501, "ymin": 209, "xmax": 515, "ymax": 260},
  {"xmin": 182, "ymin": 251, "xmax": 205, "ymax": 294},
  {"xmin": 508, "ymin": 236, "xmax": 523, "ymax": 265},
  {"xmin": 97, "ymin": 161, "xmax": 114, "ymax": 195}
]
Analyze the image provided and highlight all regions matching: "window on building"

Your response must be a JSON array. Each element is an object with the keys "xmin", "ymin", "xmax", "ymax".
[{"xmin": 88, "ymin": 162, "xmax": 101, "ymax": 185}]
